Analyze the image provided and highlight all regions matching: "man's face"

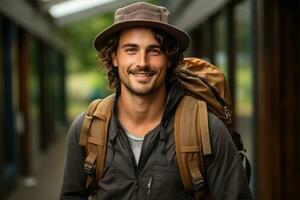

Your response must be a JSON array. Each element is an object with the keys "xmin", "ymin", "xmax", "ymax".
[{"xmin": 112, "ymin": 27, "xmax": 169, "ymax": 96}]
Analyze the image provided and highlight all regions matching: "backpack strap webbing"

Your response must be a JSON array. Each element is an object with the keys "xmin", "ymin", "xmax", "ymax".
[
  {"xmin": 174, "ymin": 95, "xmax": 212, "ymax": 199},
  {"xmin": 79, "ymin": 94, "xmax": 115, "ymax": 192}
]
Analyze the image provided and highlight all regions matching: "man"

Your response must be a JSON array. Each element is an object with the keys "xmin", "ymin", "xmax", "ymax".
[{"xmin": 60, "ymin": 2, "xmax": 252, "ymax": 200}]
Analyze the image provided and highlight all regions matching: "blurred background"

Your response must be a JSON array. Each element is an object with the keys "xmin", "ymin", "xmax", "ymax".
[{"xmin": 0, "ymin": 0, "xmax": 299, "ymax": 199}]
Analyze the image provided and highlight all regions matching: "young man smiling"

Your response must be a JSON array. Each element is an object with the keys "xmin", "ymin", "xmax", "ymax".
[
  {"xmin": 113, "ymin": 27, "xmax": 169, "ymax": 137},
  {"xmin": 60, "ymin": 2, "xmax": 252, "ymax": 200}
]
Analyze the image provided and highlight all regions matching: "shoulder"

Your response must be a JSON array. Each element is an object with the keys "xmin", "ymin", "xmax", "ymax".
[
  {"xmin": 206, "ymin": 112, "xmax": 238, "ymax": 161},
  {"xmin": 70, "ymin": 111, "xmax": 85, "ymax": 128},
  {"xmin": 207, "ymin": 112, "xmax": 228, "ymax": 132},
  {"xmin": 205, "ymin": 112, "xmax": 252, "ymax": 199},
  {"xmin": 207, "ymin": 112, "xmax": 234, "ymax": 146},
  {"xmin": 67, "ymin": 112, "xmax": 86, "ymax": 144}
]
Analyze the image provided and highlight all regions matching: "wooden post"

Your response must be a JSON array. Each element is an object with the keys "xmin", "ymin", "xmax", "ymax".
[
  {"xmin": 18, "ymin": 29, "xmax": 31, "ymax": 176},
  {"xmin": 208, "ymin": 17, "xmax": 216, "ymax": 64},
  {"xmin": 255, "ymin": 0, "xmax": 300, "ymax": 199},
  {"xmin": 0, "ymin": 16, "xmax": 4, "ymax": 200},
  {"xmin": 38, "ymin": 41, "xmax": 49, "ymax": 151},
  {"xmin": 226, "ymin": 3, "xmax": 236, "ymax": 122},
  {"xmin": 190, "ymin": 27, "xmax": 203, "ymax": 58}
]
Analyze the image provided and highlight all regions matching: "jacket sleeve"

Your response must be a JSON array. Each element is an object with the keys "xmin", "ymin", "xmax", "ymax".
[
  {"xmin": 60, "ymin": 112, "xmax": 91, "ymax": 200},
  {"xmin": 204, "ymin": 112, "xmax": 253, "ymax": 200}
]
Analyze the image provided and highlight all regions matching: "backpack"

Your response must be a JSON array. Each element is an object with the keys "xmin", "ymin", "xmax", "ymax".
[{"xmin": 78, "ymin": 57, "xmax": 251, "ymax": 199}]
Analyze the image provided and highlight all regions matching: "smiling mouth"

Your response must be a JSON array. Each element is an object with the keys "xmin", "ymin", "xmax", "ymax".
[
  {"xmin": 129, "ymin": 71, "xmax": 156, "ymax": 83},
  {"xmin": 132, "ymin": 72, "xmax": 155, "ymax": 77}
]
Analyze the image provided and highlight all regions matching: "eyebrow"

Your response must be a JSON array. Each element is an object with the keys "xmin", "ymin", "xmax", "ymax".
[
  {"xmin": 121, "ymin": 43, "xmax": 161, "ymax": 49},
  {"xmin": 148, "ymin": 44, "xmax": 161, "ymax": 49},
  {"xmin": 121, "ymin": 43, "xmax": 138, "ymax": 48}
]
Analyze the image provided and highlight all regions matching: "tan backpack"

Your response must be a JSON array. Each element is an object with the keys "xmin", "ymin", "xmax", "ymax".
[{"xmin": 79, "ymin": 57, "xmax": 250, "ymax": 199}]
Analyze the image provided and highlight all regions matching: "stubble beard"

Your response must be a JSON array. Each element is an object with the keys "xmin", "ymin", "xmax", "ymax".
[
  {"xmin": 122, "ymin": 80, "xmax": 163, "ymax": 97},
  {"xmin": 121, "ymin": 66, "xmax": 165, "ymax": 97}
]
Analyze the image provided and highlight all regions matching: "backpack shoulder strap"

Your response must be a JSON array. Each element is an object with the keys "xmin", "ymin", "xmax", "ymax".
[
  {"xmin": 174, "ymin": 95, "xmax": 212, "ymax": 199},
  {"xmin": 79, "ymin": 94, "xmax": 115, "ymax": 190}
]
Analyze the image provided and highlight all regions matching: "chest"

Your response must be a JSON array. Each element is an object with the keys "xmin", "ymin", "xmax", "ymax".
[{"xmin": 96, "ymin": 123, "xmax": 194, "ymax": 200}]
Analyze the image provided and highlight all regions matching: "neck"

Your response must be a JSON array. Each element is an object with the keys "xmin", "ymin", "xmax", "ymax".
[{"xmin": 116, "ymin": 85, "xmax": 166, "ymax": 136}]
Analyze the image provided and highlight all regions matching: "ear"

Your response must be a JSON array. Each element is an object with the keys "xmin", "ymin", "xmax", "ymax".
[{"xmin": 112, "ymin": 52, "xmax": 118, "ymax": 67}]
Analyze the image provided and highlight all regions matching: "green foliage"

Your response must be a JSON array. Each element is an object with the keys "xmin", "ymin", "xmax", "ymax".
[
  {"xmin": 236, "ymin": 0, "xmax": 251, "ymax": 54},
  {"xmin": 236, "ymin": 61, "xmax": 253, "ymax": 116},
  {"xmin": 62, "ymin": 14, "xmax": 113, "ymax": 72},
  {"xmin": 61, "ymin": 14, "xmax": 114, "ymax": 120}
]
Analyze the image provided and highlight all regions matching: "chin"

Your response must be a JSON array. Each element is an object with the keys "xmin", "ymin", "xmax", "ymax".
[{"xmin": 131, "ymin": 88, "xmax": 154, "ymax": 96}]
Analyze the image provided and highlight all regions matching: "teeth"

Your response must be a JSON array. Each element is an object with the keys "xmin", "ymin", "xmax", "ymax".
[{"xmin": 134, "ymin": 73, "xmax": 152, "ymax": 77}]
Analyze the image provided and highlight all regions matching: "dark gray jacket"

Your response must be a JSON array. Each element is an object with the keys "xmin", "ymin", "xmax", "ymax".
[{"xmin": 60, "ymin": 83, "xmax": 252, "ymax": 200}]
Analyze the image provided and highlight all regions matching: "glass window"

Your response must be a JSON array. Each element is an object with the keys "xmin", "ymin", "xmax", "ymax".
[
  {"xmin": 234, "ymin": 0, "xmax": 255, "ymax": 192},
  {"xmin": 215, "ymin": 11, "xmax": 228, "ymax": 77},
  {"xmin": 28, "ymin": 36, "xmax": 41, "ymax": 169}
]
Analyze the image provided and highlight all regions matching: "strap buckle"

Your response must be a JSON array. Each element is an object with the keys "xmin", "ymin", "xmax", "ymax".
[
  {"xmin": 84, "ymin": 162, "xmax": 95, "ymax": 175},
  {"xmin": 189, "ymin": 159, "xmax": 206, "ymax": 191},
  {"xmin": 192, "ymin": 177, "xmax": 205, "ymax": 191}
]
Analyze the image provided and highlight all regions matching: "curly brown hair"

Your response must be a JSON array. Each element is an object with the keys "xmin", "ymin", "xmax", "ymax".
[{"xmin": 99, "ymin": 27, "xmax": 184, "ymax": 89}]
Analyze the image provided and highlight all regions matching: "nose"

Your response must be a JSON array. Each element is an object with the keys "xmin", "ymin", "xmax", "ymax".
[{"xmin": 137, "ymin": 51, "xmax": 149, "ymax": 68}]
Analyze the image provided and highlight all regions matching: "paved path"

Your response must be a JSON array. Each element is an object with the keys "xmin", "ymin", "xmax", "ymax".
[{"xmin": 6, "ymin": 135, "xmax": 67, "ymax": 200}]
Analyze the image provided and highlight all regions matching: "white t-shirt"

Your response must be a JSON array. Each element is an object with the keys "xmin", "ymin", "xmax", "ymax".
[{"xmin": 125, "ymin": 130, "xmax": 144, "ymax": 165}]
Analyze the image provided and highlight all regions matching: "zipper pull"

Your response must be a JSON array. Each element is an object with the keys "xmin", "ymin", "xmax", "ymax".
[{"xmin": 147, "ymin": 177, "xmax": 152, "ymax": 195}]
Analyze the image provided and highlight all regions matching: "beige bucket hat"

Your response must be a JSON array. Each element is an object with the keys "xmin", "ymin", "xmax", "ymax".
[{"xmin": 93, "ymin": 2, "xmax": 191, "ymax": 51}]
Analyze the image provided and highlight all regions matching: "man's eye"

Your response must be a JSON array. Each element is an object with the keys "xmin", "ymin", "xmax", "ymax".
[
  {"xmin": 125, "ymin": 48, "xmax": 137, "ymax": 54},
  {"xmin": 149, "ymin": 48, "xmax": 161, "ymax": 55}
]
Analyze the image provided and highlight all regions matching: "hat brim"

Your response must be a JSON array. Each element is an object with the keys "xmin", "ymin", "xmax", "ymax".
[{"xmin": 93, "ymin": 20, "xmax": 191, "ymax": 51}]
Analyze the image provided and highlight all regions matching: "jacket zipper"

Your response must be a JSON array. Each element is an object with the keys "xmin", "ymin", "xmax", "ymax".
[{"xmin": 147, "ymin": 177, "xmax": 153, "ymax": 196}]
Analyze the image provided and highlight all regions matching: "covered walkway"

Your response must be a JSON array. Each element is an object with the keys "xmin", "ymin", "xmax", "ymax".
[{"xmin": 1, "ymin": 0, "xmax": 300, "ymax": 200}]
